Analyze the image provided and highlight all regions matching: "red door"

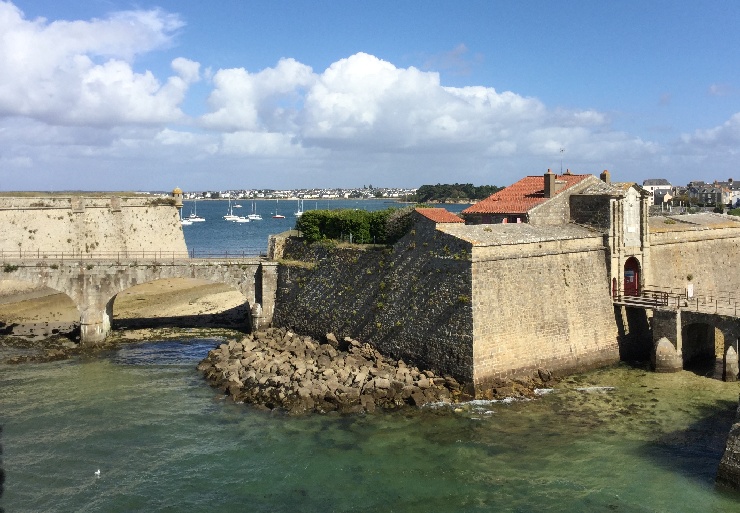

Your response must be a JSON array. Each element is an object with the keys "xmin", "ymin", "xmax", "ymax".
[{"xmin": 624, "ymin": 257, "xmax": 640, "ymax": 296}]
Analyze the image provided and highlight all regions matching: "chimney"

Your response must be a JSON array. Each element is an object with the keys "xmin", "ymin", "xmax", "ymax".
[
  {"xmin": 564, "ymin": 168, "xmax": 572, "ymax": 175},
  {"xmin": 600, "ymin": 169, "xmax": 611, "ymax": 184},
  {"xmin": 544, "ymin": 169, "xmax": 556, "ymax": 198}
]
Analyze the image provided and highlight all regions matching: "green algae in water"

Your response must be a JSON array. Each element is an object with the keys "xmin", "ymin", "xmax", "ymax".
[{"xmin": 1, "ymin": 350, "xmax": 740, "ymax": 512}]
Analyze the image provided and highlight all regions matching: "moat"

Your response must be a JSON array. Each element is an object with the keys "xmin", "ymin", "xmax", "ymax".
[{"xmin": 2, "ymin": 337, "xmax": 740, "ymax": 512}]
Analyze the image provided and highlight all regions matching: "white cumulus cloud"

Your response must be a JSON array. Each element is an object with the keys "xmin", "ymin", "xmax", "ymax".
[{"xmin": 0, "ymin": 1, "xmax": 190, "ymax": 126}]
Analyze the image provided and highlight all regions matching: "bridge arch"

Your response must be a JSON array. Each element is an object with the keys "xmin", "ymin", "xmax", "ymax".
[
  {"xmin": 681, "ymin": 321, "xmax": 721, "ymax": 374},
  {"xmin": 0, "ymin": 278, "xmax": 79, "ymax": 339},
  {"xmin": 109, "ymin": 277, "xmax": 253, "ymax": 333}
]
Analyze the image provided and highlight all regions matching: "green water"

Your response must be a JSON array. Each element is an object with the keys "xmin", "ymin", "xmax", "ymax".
[{"xmin": 1, "ymin": 340, "xmax": 739, "ymax": 512}]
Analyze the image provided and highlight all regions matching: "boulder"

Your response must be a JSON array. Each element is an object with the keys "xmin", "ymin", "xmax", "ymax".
[
  {"xmin": 325, "ymin": 332, "xmax": 339, "ymax": 349},
  {"xmin": 198, "ymin": 331, "xmax": 473, "ymax": 415}
]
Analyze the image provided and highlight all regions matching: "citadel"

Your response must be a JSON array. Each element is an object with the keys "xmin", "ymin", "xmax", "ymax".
[{"xmin": 2, "ymin": 168, "xmax": 740, "ymax": 486}]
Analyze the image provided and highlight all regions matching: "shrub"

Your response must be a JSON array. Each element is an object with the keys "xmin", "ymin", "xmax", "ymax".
[{"xmin": 295, "ymin": 206, "xmax": 417, "ymax": 245}]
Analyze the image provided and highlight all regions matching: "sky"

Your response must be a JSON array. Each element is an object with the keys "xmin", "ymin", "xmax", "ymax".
[{"xmin": 1, "ymin": 1, "xmax": 739, "ymax": 192}]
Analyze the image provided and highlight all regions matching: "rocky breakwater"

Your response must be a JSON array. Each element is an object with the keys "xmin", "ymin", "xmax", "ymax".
[{"xmin": 198, "ymin": 327, "xmax": 468, "ymax": 414}]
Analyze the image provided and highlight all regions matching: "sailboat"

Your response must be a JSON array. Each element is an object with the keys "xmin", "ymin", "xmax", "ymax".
[
  {"xmin": 272, "ymin": 199, "xmax": 285, "ymax": 219},
  {"xmin": 188, "ymin": 198, "xmax": 206, "ymax": 222},
  {"xmin": 180, "ymin": 210, "xmax": 193, "ymax": 226},
  {"xmin": 223, "ymin": 197, "xmax": 239, "ymax": 221},
  {"xmin": 294, "ymin": 199, "xmax": 304, "ymax": 217},
  {"xmin": 248, "ymin": 200, "xmax": 262, "ymax": 221}
]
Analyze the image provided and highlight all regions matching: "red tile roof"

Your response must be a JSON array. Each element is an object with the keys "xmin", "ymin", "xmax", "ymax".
[
  {"xmin": 462, "ymin": 173, "xmax": 592, "ymax": 215},
  {"xmin": 415, "ymin": 207, "xmax": 464, "ymax": 223}
]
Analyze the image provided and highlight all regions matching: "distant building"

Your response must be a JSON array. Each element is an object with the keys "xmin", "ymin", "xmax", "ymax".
[
  {"xmin": 642, "ymin": 178, "xmax": 672, "ymax": 204},
  {"xmin": 688, "ymin": 185, "xmax": 731, "ymax": 206},
  {"xmin": 714, "ymin": 179, "xmax": 740, "ymax": 207}
]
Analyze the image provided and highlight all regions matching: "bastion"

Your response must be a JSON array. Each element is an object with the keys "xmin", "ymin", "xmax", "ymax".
[
  {"xmin": 271, "ymin": 209, "xmax": 621, "ymax": 394},
  {"xmin": 0, "ymin": 193, "xmax": 186, "ymax": 258}
]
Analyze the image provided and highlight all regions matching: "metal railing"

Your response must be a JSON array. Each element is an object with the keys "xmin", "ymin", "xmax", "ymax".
[
  {"xmin": 0, "ymin": 249, "xmax": 264, "ymax": 261},
  {"xmin": 617, "ymin": 285, "xmax": 740, "ymax": 318},
  {"xmin": 614, "ymin": 289, "xmax": 684, "ymax": 309}
]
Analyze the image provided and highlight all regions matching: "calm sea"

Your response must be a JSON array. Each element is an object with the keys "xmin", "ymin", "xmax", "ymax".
[
  {"xmin": 2, "ymin": 199, "xmax": 740, "ymax": 512},
  {"xmin": 179, "ymin": 198, "xmax": 471, "ymax": 256}
]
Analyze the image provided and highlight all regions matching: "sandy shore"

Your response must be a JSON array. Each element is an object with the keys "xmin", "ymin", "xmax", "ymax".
[{"xmin": 0, "ymin": 278, "xmax": 249, "ymax": 353}]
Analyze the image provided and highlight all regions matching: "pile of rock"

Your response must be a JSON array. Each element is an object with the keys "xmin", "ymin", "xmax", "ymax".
[{"xmin": 197, "ymin": 328, "xmax": 467, "ymax": 414}]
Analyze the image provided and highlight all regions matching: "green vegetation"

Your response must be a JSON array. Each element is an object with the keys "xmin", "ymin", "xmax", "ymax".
[
  {"xmin": 295, "ymin": 206, "xmax": 417, "ymax": 244},
  {"xmin": 414, "ymin": 183, "xmax": 502, "ymax": 203},
  {"xmin": 728, "ymin": 208, "xmax": 740, "ymax": 217},
  {"xmin": 3, "ymin": 264, "xmax": 19, "ymax": 273},
  {"xmin": 149, "ymin": 197, "xmax": 177, "ymax": 206}
]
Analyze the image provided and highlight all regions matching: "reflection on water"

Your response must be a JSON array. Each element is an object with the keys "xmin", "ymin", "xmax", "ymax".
[{"xmin": 1, "ymin": 340, "xmax": 739, "ymax": 512}]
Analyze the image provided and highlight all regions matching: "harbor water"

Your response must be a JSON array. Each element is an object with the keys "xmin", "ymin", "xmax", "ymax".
[
  {"xmin": 2, "ymin": 344, "xmax": 740, "ymax": 512},
  {"xmin": 2, "ymin": 199, "xmax": 740, "ymax": 511},
  {"xmin": 178, "ymin": 198, "xmax": 470, "ymax": 256}
]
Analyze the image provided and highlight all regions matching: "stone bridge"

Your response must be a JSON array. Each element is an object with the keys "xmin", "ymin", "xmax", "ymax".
[
  {"xmin": 0, "ymin": 257, "xmax": 278, "ymax": 344},
  {"xmin": 617, "ymin": 290, "xmax": 740, "ymax": 380}
]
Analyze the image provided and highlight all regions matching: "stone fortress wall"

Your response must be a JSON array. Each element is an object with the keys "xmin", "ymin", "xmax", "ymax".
[
  {"xmin": 272, "ymin": 215, "xmax": 621, "ymax": 393},
  {"xmin": 271, "ymin": 217, "xmax": 476, "ymax": 384},
  {"xmin": 0, "ymin": 194, "xmax": 188, "ymax": 304},
  {"xmin": 462, "ymin": 227, "xmax": 620, "ymax": 387},
  {"xmin": 646, "ymin": 216, "xmax": 740, "ymax": 293},
  {"xmin": 0, "ymin": 195, "xmax": 187, "ymax": 257}
]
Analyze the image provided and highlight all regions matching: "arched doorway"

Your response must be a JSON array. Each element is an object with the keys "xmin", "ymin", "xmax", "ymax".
[{"xmin": 624, "ymin": 257, "xmax": 640, "ymax": 296}]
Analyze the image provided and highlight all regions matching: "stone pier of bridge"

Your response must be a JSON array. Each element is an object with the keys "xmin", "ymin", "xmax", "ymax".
[
  {"xmin": 1, "ymin": 259, "xmax": 278, "ymax": 345},
  {"xmin": 651, "ymin": 307, "xmax": 740, "ymax": 380}
]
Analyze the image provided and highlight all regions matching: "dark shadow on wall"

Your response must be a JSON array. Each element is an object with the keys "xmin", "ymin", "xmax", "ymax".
[
  {"xmin": 0, "ymin": 320, "xmax": 80, "ymax": 341},
  {"xmin": 615, "ymin": 306, "xmax": 652, "ymax": 362},
  {"xmin": 111, "ymin": 304, "xmax": 250, "ymax": 332}
]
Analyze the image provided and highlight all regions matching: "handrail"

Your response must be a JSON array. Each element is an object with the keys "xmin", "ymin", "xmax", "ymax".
[
  {"xmin": 0, "ymin": 249, "xmax": 264, "ymax": 261},
  {"xmin": 617, "ymin": 286, "xmax": 739, "ymax": 317},
  {"xmin": 646, "ymin": 283, "xmax": 739, "ymax": 302}
]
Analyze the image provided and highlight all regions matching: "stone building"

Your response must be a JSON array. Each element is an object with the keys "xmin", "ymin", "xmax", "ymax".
[
  {"xmin": 462, "ymin": 168, "xmax": 652, "ymax": 299},
  {"xmin": 460, "ymin": 169, "xmax": 597, "ymax": 225}
]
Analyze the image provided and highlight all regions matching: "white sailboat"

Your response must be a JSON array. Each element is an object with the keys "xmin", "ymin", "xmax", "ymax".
[
  {"xmin": 247, "ymin": 200, "xmax": 262, "ymax": 221},
  {"xmin": 223, "ymin": 197, "xmax": 239, "ymax": 221},
  {"xmin": 180, "ymin": 211, "xmax": 193, "ymax": 226},
  {"xmin": 272, "ymin": 199, "xmax": 285, "ymax": 219},
  {"xmin": 188, "ymin": 198, "xmax": 206, "ymax": 222},
  {"xmin": 294, "ymin": 199, "xmax": 304, "ymax": 217}
]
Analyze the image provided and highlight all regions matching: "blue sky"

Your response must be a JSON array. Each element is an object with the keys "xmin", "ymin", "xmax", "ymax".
[{"xmin": 1, "ymin": 0, "xmax": 739, "ymax": 191}]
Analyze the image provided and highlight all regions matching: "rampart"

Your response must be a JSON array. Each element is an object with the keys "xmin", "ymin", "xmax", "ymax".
[
  {"xmin": 442, "ymin": 223, "xmax": 620, "ymax": 388},
  {"xmin": 647, "ymin": 215, "xmax": 740, "ymax": 293},
  {"xmin": 272, "ymin": 218, "xmax": 621, "ymax": 393},
  {"xmin": 0, "ymin": 195, "xmax": 186, "ymax": 257}
]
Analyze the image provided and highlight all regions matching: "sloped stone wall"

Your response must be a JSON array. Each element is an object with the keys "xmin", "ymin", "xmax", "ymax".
[{"xmin": 272, "ymin": 223, "xmax": 475, "ymax": 383}]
